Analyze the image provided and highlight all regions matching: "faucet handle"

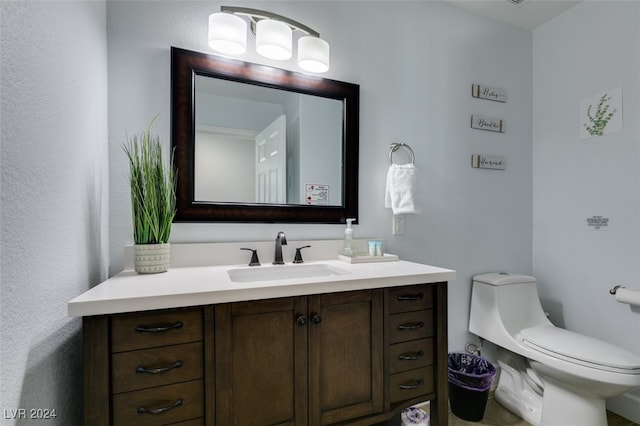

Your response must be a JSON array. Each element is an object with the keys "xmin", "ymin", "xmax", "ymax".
[
  {"xmin": 293, "ymin": 246, "xmax": 311, "ymax": 264},
  {"xmin": 240, "ymin": 248, "xmax": 260, "ymax": 266}
]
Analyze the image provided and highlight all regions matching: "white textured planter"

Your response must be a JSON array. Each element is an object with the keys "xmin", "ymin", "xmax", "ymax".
[{"xmin": 134, "ymin": 243, "xmax": 170, "ymax": 274}]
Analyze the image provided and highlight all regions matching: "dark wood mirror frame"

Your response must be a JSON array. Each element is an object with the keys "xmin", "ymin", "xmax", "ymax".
[{"xmin": 171, "ymin": 47, "xmax": 359, "ymax": 223}]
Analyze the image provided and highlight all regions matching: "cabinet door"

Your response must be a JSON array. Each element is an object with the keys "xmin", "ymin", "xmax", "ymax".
[
  {"xmin": 308, "ymin": 290, "xmax": 384, "ymax": 426},
  {"xmin": 215, "ymin": 297, "xmax": 308, "ymax": 426}
]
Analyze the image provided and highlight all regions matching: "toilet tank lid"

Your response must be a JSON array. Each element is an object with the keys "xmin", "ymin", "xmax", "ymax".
[{"xmin": 473, "ymin": 273, "xmax": 536, "ymax": 286}]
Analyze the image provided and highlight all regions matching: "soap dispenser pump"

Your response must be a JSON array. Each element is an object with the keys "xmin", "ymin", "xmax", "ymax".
[{"xmin": 342, "ymin": 218, "xmax": 356, "ymax": 257}]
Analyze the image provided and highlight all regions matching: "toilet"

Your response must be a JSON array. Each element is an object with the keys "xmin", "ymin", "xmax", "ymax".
[{"xmin": 469, "ymin": 273, "xmax": 640, "ymax": 426}]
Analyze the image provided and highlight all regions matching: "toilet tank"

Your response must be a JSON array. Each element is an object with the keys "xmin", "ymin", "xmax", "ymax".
[{"xmin": 469, "ymin": 273, "xmax": 552, "ymax": 352}]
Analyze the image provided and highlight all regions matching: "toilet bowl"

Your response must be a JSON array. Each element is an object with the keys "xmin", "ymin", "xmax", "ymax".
[{"xmin": 469, "ymin": 273, "xmax": 640, "ymax": 426}]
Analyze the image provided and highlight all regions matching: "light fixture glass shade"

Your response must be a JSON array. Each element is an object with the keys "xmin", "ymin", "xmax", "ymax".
[
  {"xmin": 298, "ymin": 36, "xmax": 330, "ymax": 73},
  {"xmin": 256, "ymin": 19, "xmax": 292, "ymax": 60},
  {"xmin": 208, "ymin": 12, "xmax": 247, "ymax": 55}
]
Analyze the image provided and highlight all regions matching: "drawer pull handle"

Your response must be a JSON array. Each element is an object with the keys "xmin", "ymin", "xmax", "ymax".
[
  {"xmin": 399, "ymin": 379, "xmax": 424, "ymax": 390},
  {"xmin": 135, "ymin": 321, "xmax": 183, "ymax": 334},
  {"xmin": 137, "ymin": 398, "xmax": 183, "ymax": 415},
  {"xmin": 397, "ymin": 293, "xmax": 424, "ymax": 301},
  {"xmin": 136, "ymin": 360, "xmax": 183, "ymax": 375},
  {"xmin": 397, "ymin": 321, "xmax": 424, "ymax": 330},
  {"xmin": 398, "ymin": 351, "xmax": 424, "ymax": 361}
]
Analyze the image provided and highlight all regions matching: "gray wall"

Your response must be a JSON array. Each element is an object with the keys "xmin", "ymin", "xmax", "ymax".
[
  {"xmin": 532, "ymin": 1, "xmax": 640, "ymax": 415},
  {"xmin": 0, "ymin": 1, "xmax": 108, "ymax": 423}
]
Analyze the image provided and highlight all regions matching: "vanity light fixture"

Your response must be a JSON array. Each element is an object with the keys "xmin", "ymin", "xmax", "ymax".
[
  {"xmin": 256, "ymin": 19, "xmax": 292, "ymax": 60},
  {"xmin": 208, "ymin": 6, "xmax": 330, "ymax": 73},
  {"xmin": 208, "ymin": 11, "xmax": 247, "ymax": 55}
]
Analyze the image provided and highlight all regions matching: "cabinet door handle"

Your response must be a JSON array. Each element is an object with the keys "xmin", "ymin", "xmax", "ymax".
[
  {"xmin": 397, "ymin": 321, "xmax": 424, "ymax": 330},
  {"xmin": 398, "ymin": 351, "xmax": 424, "ymax": 361},
  {"xmin": 135, "ymin": 321, "xmax": 183, "ymax": 334},
  {"xmin": 136, "ymin": 360, "xmax": 183, "ymax": 375},
  {"xmin": 397, "ymin": 293, "xmax": 423, "ymax": 301},
  {"xmin": 296, "ymin": 315, "xmax": 308, "ymax": 327},
  {"xmin": 311, "ymin": 314, "xmax": 322, "ymax": 326},
  {"xmin": 399, "ymin": 379, "xmax": 424, "ymax": 390},
  {"xmin": 137, "ymin": 398, "xmax": 183, "ymax": 415}
]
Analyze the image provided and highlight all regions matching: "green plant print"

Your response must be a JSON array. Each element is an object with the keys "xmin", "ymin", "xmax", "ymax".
[{"xmin": 584, "ymin": 93, "xmax": 617, "ymax": 136}]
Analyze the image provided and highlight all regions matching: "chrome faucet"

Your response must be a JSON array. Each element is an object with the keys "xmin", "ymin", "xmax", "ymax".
[{"xmin": 273, "ymin": 231, "xmax": 287, "ymax": 265}]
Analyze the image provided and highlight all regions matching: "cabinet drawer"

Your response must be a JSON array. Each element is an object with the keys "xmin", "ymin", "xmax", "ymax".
[
  {"xmin": 388, "ymin": 285, "xmax": 433, "ymax": 314},
  {"xmin": 389, "ymin": 338, "xmax": 434, "ymax": 374},
  {"xmin": 389, "ymin": 310, "xmax": 433, "ymax": 344},
  {"xmin": 112, "ymin": 380, "xmax": 203, "ymax": 426},
  {"xmin": 112, "ymin": 308, "xmax": 203, "ymax": 353},
  {"xmin": 389, "ymin": 367, "xmax": 434, "ymax": 403},
  {"xmin": 112, "ymin": 342, "xmax": 203, "ymax": 393}
]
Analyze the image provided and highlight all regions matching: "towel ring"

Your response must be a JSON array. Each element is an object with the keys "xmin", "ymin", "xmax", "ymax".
[{"xmin": 389, "ymin": 142, "xmax": 415, "ymax": 164}]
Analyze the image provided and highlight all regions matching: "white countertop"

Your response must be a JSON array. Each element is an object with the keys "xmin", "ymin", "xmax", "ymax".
[{"xmin": 68, "ymin": 259, "xmax": 455, "ymax": 317}]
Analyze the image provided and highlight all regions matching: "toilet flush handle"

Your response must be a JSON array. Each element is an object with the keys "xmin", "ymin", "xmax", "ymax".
[{"xmin": 609, "ymin": 285, "xmax": 625, "ymax": 295}]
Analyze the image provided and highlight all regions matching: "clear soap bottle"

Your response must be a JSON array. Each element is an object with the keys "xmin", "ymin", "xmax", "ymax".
[{"xmin": 341, "ymin": 218, "xmax": 356, "ymax": 257}]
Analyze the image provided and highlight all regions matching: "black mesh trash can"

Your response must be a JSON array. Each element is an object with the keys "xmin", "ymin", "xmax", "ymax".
[{"xmin": 448, "ymin": 352, "xmax": 496, "ymax": 422}]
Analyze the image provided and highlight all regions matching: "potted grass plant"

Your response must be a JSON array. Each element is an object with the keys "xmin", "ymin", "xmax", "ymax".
[{"xmin": 123, "ymin": 115, "xmax": 176, "ymax": 273}]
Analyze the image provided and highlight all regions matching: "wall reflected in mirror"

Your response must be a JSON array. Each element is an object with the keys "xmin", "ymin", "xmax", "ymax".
[{"xmin": 194, "ymin": 75, "xmax": 343, "ymax": 206}]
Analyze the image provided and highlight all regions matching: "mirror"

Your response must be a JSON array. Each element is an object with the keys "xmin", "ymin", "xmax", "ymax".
[{"xmin": 171, "ymin": 47, "xmax": 359, "ymax": 223}]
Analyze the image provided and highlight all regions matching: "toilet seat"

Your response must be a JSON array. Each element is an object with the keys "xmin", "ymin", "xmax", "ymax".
[{"xmin": 520, "ymin": 325, "xmax": 640, "ymax": 374}]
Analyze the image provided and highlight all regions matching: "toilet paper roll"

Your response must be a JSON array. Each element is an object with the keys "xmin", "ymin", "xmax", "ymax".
[{"xmin": 615, "ymin": 288, "xmax": 640, "ymax": 307}]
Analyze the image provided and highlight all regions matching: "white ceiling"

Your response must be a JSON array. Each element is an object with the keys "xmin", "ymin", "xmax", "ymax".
[{"xmin": 446, "ymin": 0, "xmax": 582, "ymax": 30}]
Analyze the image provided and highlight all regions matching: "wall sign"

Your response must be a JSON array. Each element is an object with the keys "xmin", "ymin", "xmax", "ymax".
[
  {"xmin": 472, "ymin": 84, "xmax": 507, "ymax": 103},
  {"xmin": 305, "ymin": 184, "xmax": 329, "ymax": 205},
  {"xmin": 586, "ymin": 216, "xmax": 611, "ymax": 231},
  {"xmin": 471, "ymin": 154, "xmax": 507, "ymax": 170},
  {"xmin": 471, "ymin": 115, "xmax": 504, "ymax": 133}
]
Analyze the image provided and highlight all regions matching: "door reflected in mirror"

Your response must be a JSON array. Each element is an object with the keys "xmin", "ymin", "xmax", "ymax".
[{"xmin": 194, "ymin": 75, "xmax": 343, "ymax": 206}]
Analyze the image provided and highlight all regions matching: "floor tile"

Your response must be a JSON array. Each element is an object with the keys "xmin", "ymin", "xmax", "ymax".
[
  {"xmin": 449, "ymin": 397, "xmax": 531, "ymax": 426},
  {"xmin": 448, "ymin": 396, "xmax": 638, "ymax": 426}
]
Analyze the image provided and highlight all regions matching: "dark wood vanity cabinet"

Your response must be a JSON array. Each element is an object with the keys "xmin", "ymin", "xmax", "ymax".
[
  {"xmin": 386, "ymin": 285, "xmax": 442, "ymax": 418},
  {"xmin": 214, "ymin": 297, "xmax": 308, "ymax": 426},
  {"xmin": 82, "ymin": 282, "xmax": 448, "ymax": 426},
  {"xmin": 84, "ymin": 307, "xmax": 209, "ymax": 426},
  {"xmin": 215, "ymin": 290, "xmax": 383, "ymax": 426}
]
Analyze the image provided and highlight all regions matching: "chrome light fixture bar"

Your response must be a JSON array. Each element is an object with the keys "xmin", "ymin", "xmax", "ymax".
[{"xmin": 208, "ymin": 6, "xmax": 330, "ymax": 73}]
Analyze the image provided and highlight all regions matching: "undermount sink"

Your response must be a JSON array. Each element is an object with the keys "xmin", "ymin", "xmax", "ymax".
[{"xmin": 228, "ymin": 263, "xmax": 351, "ymax": 283}]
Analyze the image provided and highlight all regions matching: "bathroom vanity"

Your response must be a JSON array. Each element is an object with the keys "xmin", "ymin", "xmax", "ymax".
[{"xmin": 69, "ymin": 243, "xmax": 455, "ymax": 426}]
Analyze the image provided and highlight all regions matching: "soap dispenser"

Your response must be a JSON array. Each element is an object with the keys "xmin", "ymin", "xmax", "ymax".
[{"xmin": 341, "ymin": 218, "xmax": 356, "ymax": 257}]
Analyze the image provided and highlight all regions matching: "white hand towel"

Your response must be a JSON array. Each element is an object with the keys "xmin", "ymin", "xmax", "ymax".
[{"xmin": 385, "ymin": 163, "xmax": 421, "ymax": 214}]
